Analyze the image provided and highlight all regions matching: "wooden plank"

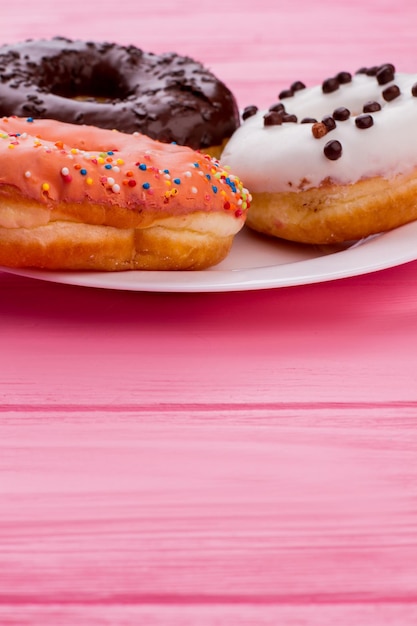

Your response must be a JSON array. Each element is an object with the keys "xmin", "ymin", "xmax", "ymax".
[
  {"xmin": 1, "ymin": 408, "xmax": 416, "ymax": 611},
  {"xmin": 2, "ymin": 261, "xmax": 417, "ymax": 407}
]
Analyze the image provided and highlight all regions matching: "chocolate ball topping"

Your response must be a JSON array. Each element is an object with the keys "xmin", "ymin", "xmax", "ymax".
[
  {"xmin": 376, "ymin": 63, "xmax": 395, "ymax": 85},
  {"xmin": 333, "ymin": 106, "xmax": 350, "ymax": 121},
  {"xmin": 242, "ymin": 105, "xmax": 258, "ymax": 121},
  {"xmin": 291, "ymin": 80, "xmax": 306, "ymax": 92},
  {"xmin": 269, "ymin": 102, "xmax": 286, "ymax": 113},
  {"xmin": 279, "ymin": 88, "xmax": 294, "ymax": 99},
  {"xmin": 363, "ymin": 100, "xmax": 381, "ymax": 113},
  {"xmin": 322, "ymin": 77, "xmax": 340, "ymax": 94},
  {"xmin": 336, "ymin": 71, "xmax": 352, "ymax": 84},
  {"xmin": 322, "ymin": 115, "xmax": 336, "ymax": 132},
  {"xmin": 324, "ymin": 140, "xmax": 343, "ymax": 160},
  {"xmin": 382, "ymin": 84, "xmax": 401, "ymax": 101},
  {"xmin": 355, "ymin": 114, "xmax": 374, "ymax": 129},
  {"xmin": 301, "ymin": 117, "xmax": 318, "ymax": 124},
  {"xmin": 412, "ymin": 83, "xmax": 417, "ymax": 97},
  {"xmin": 263, "ymin": 111, "xmax": 283, "ymax": 126},
  {"xmin": 282, "ymin": 113, "xmax": 298, "ymax": 123}
]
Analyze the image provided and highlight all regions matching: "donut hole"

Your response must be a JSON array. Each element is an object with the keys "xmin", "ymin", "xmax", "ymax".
[{"xmin": 40, "ymin": 58, "xmax": 131, "ymax": 103}]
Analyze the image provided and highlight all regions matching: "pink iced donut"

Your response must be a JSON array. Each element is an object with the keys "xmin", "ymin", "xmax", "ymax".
[{"xmin": 0, "ymin": 116, "xmax": 250, "ymax": 270}]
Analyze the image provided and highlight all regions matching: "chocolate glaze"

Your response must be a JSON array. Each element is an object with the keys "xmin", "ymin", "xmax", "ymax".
[{"xmin": 0, "ymin": 37, "xmax": 240, "ymax": 149}]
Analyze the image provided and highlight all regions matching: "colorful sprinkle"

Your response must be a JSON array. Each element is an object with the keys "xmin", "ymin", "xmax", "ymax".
[{"xmin": 60, "ymin": 166, "xmax": 72, "ymax": 183}]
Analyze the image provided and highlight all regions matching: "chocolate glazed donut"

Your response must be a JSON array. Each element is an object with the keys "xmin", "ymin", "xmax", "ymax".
[{"xmin": 0, "ymin": 37, "xmax": 240, "ymax": 153}]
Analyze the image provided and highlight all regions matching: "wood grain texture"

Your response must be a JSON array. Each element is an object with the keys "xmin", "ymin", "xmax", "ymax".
[
  {"xmin": 1, "ymin": 407, "xmax": 417, "ymax": 625},
  {"xmin": 2, "ymin": 0, "xmax": 417, "ymax": 624}
]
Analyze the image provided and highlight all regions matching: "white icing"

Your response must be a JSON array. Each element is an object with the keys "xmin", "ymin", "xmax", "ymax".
[{"xmin": 220, "ymin": 72, "xmax": 417, "ymax": 192}]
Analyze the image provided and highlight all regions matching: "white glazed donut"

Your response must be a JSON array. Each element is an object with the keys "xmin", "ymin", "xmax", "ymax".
[{"xmin": 221, "ymin": 64, "xmax": 417, "ymax": 244}]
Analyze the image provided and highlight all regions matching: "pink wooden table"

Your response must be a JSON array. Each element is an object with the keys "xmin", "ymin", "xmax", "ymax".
[{"xmin": 2, "ymin": 1, "xmax": 417, "ymax": 624}]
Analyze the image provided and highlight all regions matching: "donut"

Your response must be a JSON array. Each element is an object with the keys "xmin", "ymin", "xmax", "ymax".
[
  {"xmin": 0, "ymin": 37, "xmax": 239, "ymax": 157},
  {"xmin": 220, "ymin": 64, "xmax": 417, "ymax": 244},
  {"xmin": 0, "ymin": 116, "xmax": 250, "ymax": 271}
]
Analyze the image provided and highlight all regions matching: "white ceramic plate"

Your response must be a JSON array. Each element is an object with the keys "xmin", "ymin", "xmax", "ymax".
[{"xmin": 2, "ymin": 222, "xmax": 417, "ymax": 292}]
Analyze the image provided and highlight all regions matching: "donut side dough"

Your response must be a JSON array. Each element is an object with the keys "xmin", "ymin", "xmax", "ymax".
[{"xmin": 246, "ymin": 169, "xmax": 417, "ymax": 244}]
